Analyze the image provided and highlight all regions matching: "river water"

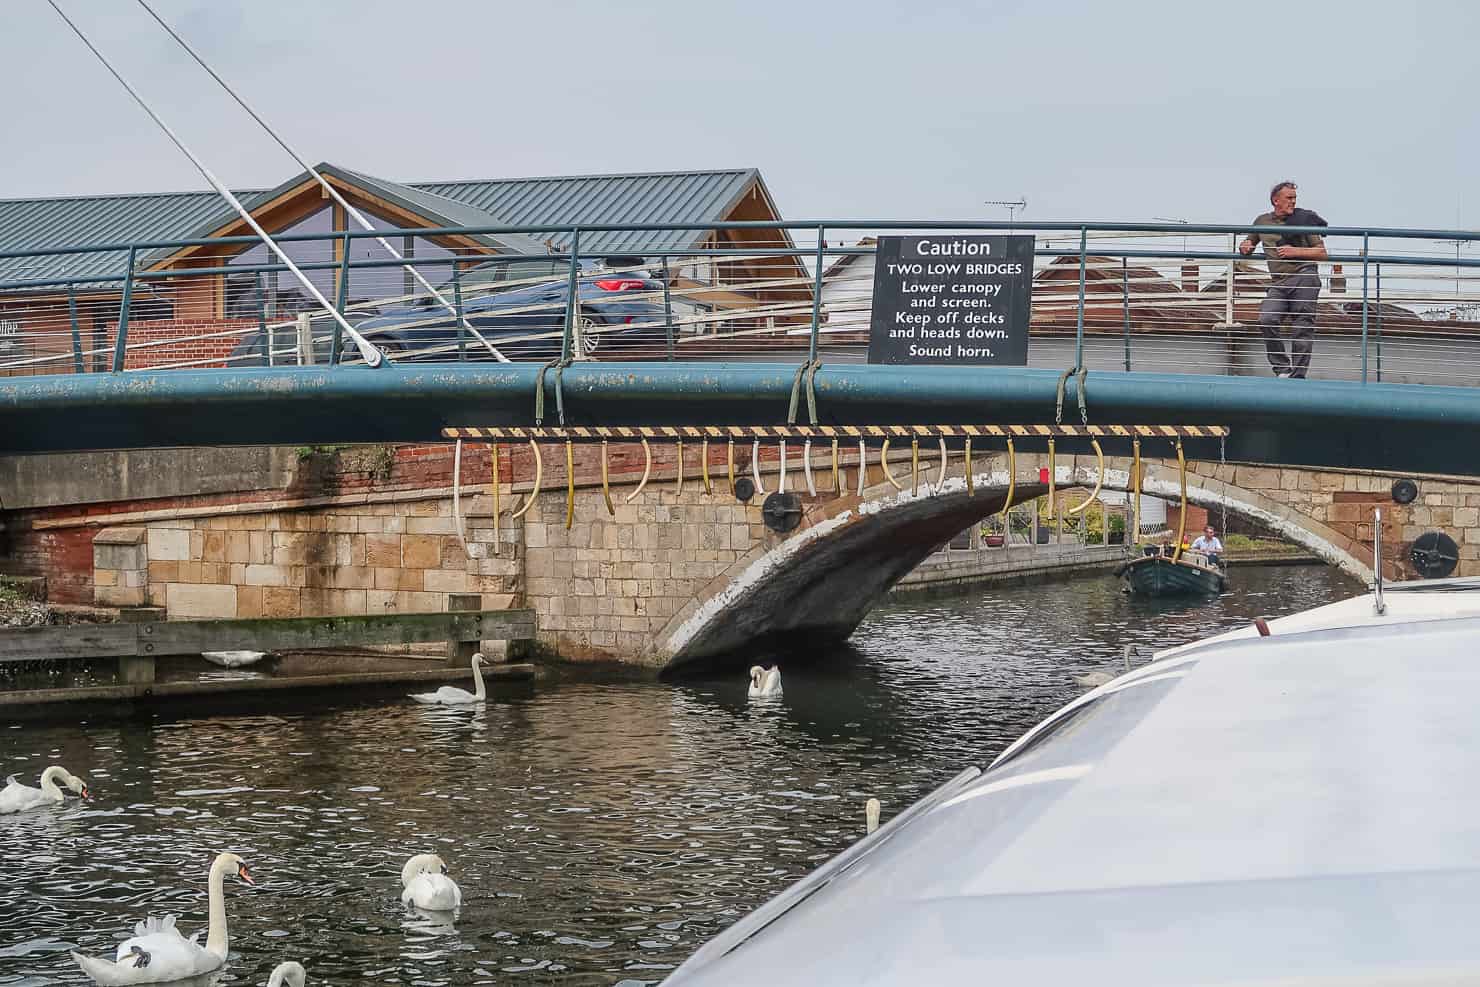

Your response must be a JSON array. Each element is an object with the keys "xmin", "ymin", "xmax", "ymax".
[{"xmin": 1, "ymin": 564, "xmax": 1359, "ymax": 986}]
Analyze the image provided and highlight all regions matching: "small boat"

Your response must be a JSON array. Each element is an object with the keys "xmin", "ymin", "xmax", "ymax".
[{"xmin": 1117, "ymin": 545, "xmax": 1225, "ymax": 596}]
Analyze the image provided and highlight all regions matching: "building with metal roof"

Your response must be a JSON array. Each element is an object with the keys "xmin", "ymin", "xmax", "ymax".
[
  {"xmin": 0, "ymin": 164, "xmax": 804, "ymax": 375},
  {"xmin": 0, "ymin": 164, "xmax": 784, "ymax": 290}
]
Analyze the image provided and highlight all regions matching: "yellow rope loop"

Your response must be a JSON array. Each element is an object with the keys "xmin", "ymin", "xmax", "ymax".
[
  {"xmin": 965, "ymin": 437, "xmax": 974, "ymax": 496},
  {"xmin": 564, "ymin": 439, "xmax": 575, "ymax": 531},
  {"xmin": 831, "ymin": 439, "xmax": 841, "ymax": 494},
  {"xmin": 1173, "ymin": 438, "xmax": 1188, "ymax": 563},
  {"xmin": 1046, "ymin": 438, "xmax": 1056, "ymax": 516},
  {"xmin": 510, "ymin": 440, "xmax": 542, "ymax": 520},
  {"xmin": 676, "ymin": 439, "xmax": 685, "ymax": 495},
  {"xmin": 727, "ymin": 438, "xmax": 736, "ymax": 496},
  {"xmin": 856, "ymin": 439, "xmax": 867, "ymax": 497},
  {"xmin": 778, "ymin": 440, "xmax": 788, "ymax": 494},
  {"xmin": 490, "ymin": 443, "xmax": 500, "ymax": 556},
  {"xmin": 936, "ymin": 438, "xmax": 948, "ymax": 491},
  {"xmin": 1131, "ymin": 437, "xmax": 1141, "ymax": 544},
  {"xmin": 701, "ymin": 438, "xmax": 712, "ymax": 495},
  {"xmin": 880, "ymin": 439, "xmax": 903, "ymax": 490},
  {"xmin": 910, "ymin": 438, "xmax": 920, "ymax": 495},
  {"xmin": 1066, "ymin": 439, "xmax": 1104, "ymax": 517},
  {"xmin": 998, "ymin": 437, "xmax": 1016, "ymax": 520},
  {"xmin": 626, "ymin": 437, "xmax": 652, "ymax": 504},
  {"xmin": 600, "ymin": 440, "xmax": 615, "ymax": 516}
]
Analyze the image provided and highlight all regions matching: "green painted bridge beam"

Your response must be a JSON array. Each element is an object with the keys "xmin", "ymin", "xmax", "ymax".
[{"xmin": 0, "ymin": 363, "xmax": 1473, "ymax": 477}]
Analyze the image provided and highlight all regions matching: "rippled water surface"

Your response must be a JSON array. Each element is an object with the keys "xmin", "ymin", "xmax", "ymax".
[{"xmin": 1, "ymin": 564, "xmax": 1359, "ymax": 985}]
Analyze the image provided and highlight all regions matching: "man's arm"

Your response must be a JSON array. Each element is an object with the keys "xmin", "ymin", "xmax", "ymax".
[{"xmin": 1275, "ymin": 235, "xmax": 1327, "ymax": 261}]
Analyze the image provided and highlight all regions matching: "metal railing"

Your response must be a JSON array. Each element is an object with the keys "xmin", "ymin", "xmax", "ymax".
[{"xmin": 3, "ymin": 219, "xmax": 1479, "ymax": 387}]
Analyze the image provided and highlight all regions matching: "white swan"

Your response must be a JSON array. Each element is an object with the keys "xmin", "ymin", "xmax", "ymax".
[
  {"xmin": 0, "ymin": 765, "xmax": 89, "ymax": 814},
  {"xmin": 266, "ymin": 961, "xmax": 306, "ymax": 987},
  {"xmin": 201, "ymin": 650, "xmax": 269, "ymax": 668},
  {"xmin": 1073, "ymin": 647, "xmax": 1134, "ymax": 690},
  {"xmin": 410, "ymin": 653, "xmax": 487, "ymax": 705},
  {"xmin": 400, "ymin": 853, "xmax": 462, "ymax": 911},
  {"xmin": 748, "ymin": 665, "xmax": 783, "ymax": 699},
  {"xmin": 70, "ymin": 852, "xmax": 255, "ymax": 985}
]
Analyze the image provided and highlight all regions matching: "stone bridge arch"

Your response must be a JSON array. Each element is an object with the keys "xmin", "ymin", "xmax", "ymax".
[{"xmin": 653, "ymin": 452, "xmax": 1375, "ymax": 672}]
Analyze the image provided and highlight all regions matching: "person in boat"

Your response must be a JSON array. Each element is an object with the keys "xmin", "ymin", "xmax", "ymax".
[{"xmin": 1191, "ymin": 525, "xmax": 1224, "ymax": 566}]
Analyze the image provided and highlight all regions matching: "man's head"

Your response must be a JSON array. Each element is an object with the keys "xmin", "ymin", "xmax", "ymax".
[
  {"xmin": 1270, "ymin": 181, "xmax": 1298, "ymax": 218},
  {"xmin": 1204, "ymin": 525, "xmax": 1217, "ymax": 540}
]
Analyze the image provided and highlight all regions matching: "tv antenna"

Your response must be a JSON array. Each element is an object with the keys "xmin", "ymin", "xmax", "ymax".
[{"xmin": 985, "ymin": 198, "xmax": 1027, "ymax": 226}]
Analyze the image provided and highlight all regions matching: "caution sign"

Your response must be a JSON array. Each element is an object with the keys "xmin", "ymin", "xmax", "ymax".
[{"xmin": 867, "ymin": 234, "xmax": 1033, "ymax": 366}]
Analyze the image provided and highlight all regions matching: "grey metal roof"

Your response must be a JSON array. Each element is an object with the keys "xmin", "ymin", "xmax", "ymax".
[
  {"xmin": 0, "ymin": 165, "xmax": 770, "ymax": 293},
  {"xmin": 414, "ymin": 168, "xmax": 764, "ymax": 255},
  {"xmin": 0, "ymin": 188, "xmax": 271, "ymax": 292}
]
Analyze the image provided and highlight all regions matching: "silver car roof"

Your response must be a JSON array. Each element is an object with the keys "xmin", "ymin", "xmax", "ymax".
[{"xmin": 667, "ymin": 616, "xmax": 1480, "ymax": 986}]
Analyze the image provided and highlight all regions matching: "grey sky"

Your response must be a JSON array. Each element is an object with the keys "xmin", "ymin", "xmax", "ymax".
[{"xmin": 4, "ymin": 0, "xmax": 1477, "ymax": 231}]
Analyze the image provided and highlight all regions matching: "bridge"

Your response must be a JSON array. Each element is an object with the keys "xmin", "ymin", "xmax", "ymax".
[{"xmin": 3, "ymin": 218, "xmax": 1479, "ymax": 667}]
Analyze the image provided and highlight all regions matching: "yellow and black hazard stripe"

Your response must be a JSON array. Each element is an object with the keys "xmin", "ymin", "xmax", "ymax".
[{"xmin": 442, "ymin": 423, "xmax": 1228, "ymax": 442}]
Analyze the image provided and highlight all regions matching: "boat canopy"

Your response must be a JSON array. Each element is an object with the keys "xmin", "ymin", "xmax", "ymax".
[{"xmin": 668, "ymin": 614, "xmax": 1480, "ymax": 985}]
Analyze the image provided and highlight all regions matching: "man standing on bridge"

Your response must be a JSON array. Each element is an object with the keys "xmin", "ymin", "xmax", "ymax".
[{"xmin": 1239, "ymin": 181, "xmax": 1328, "ymax": 379}]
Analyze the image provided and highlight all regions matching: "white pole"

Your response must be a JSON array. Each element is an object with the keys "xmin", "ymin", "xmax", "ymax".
[
  {"xmin": 133, "ymin": 0, "xmax": 511, "ymax": 364},
  {"xmin": 46, "ymin": 0, "xmax": 384, "ymax": 367}
]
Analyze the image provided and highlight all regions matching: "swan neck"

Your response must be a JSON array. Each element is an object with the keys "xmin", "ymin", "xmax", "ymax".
[
  {"xmin": 472, "ymin": 660, "xmax": 486, "ymax": 701},
  {"xmin": 205, "ymin": 856, "xmax": 231, "ymax": 957},
  {"xmin": 39, "ymin": 766, "xmax": 64, "ymax": 795}
]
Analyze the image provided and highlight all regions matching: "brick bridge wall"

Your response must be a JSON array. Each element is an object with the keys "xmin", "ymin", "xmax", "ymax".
[{"xmin": 5, "ymin": 442, "xmax": 1479, "ymax": 668}]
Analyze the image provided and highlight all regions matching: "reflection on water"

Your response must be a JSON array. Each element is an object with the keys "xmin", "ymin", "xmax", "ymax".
[{"xmin": 0, "ymin": 565, "xmax": 1359, "ymax": 984}]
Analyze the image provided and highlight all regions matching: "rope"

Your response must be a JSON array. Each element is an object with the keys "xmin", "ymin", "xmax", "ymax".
[
  {"xmin": 1054, "ymin": 366, "xmax": 1089, "ymax": 425},
  {"xmin": 786, "ymin": 360, "xmax": 812, "ymax": 425},
  {"xmin": 1054, "ymin": 368, "xmax": 1073, "ymax": 425},
  {"xmin": 533, "ymin": 359, "xmax": 559, "ymax": 426},
  {"xmin": 804, "ymin": 360, "xmax": 822, "ymax": 425}
]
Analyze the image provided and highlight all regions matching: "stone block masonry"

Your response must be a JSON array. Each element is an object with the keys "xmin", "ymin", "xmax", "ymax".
[{"xmin": 7, "ymin": 439, "xmax": 1480, "ymax": 668}]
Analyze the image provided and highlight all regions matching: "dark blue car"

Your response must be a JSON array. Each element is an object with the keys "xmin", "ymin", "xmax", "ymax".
[
  {"xmin": 227, "ymin": 255, "xmax": 671, "ymax": 365},
  {"xmin": 355, "ymin": 255, "xmax": 669, "ymax": 362}
]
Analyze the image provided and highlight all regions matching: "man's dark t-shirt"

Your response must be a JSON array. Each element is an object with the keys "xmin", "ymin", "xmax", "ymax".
[{"xmin": 1251, "ymin": 209, "xmax": 1326, "ymax": 281}]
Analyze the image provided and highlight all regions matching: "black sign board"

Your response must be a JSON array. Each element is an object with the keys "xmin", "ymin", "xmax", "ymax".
[{"xmin": 866, "ymin": 234, "xmax": 1033, "ymax": 366}]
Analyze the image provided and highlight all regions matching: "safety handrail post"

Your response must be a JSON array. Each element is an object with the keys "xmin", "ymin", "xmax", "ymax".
[
  {"xmin": 562, "ymin": 228, "xmax": 581, "ymax": 362},
  {"xmin": 1074, "ymin": 226, "xmax": 1088, "ymax": 370},
  {"xmin": 808, "ymin": 224, "xmax": 826, "ymax": 364},
  {"xmin": 1120, "ymin": 257, "xmax": 1130, "ymax": 372},
  {"xmin": 1360, "ymin": 232, "xmax": 1370, "ymax": 383},
  {"xmin": 452, "ymin": 260, "xmax": 467, "ymax": 363},
  {"xmin": 331, "ymin": 229, "xmax": 351, "ymax": 366},
  {"xmin": 1375, "ymin": 262, "xmax": 1384, "ymax": 383},
  {"xmin": 661, "ymin": 256, "xmax": 675, "ymax": 361},
  {"xmin": 111, "ymin": 246, "xmax": 137, "ymax": 372},
  {"xmin": 67, "ymin": 285, "xmax": 83, "ymax": 374}
]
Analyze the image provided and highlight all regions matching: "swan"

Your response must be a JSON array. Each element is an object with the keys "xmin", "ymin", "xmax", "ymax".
[
  {"xmin": 70, "ymin": 852, "xmax": 255, "ymax": 985},
  {"xmin": 410, "ymin": 653, "xmax": 487, "ymax": 705},
  {"xmin": 400, "ymin": 853, "xmax": 462, "ymax": 911},
  {"xmin": 201, "ymin": 650, "xmax": 269, "ymax": 668},
  {"xmin": 1073, "ymin": 646, "xmax": 1134, "ymax": 690},
  {"xmin": 266, "ymin": 961, "xmax": 306, "ymax": 987},
  {"xmin": 748, "ymin": 665, "xmax": 783, "ymax": 699},
  {"xmin": 0, "ymin": 765, "xmax": 89, "ymax": 814}
]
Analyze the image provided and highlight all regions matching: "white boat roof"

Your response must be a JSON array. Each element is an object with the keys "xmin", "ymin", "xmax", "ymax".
[
  {"xmin": 1155, "ymin": 574, "xmax": 1480, "ymax": 660},
  {"xmin": 668, "ymin": 604, "xmax": 1480, "ymax": 985}
]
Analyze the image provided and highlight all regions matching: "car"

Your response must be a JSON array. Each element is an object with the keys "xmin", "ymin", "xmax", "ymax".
[
  {"xmin": 355, "ymin": 255, "xmax": 670, "ymax": 362},
  {"xmin": 227, "ymin": 255, "xmax": 673, "ymax": 366}
]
